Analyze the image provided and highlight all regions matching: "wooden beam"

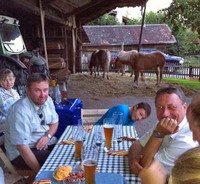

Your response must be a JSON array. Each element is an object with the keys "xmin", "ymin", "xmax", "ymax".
[
  {"xmin": 65, "ymin": 0, "xmax": 105, "ymax": 18},
  {"xmin": 7, "ymin": 0, "xmax": 66, "ymax": 25},
  {"xmin": 42, "ymin": 0, "xmax": 56, "ymax": 9}
]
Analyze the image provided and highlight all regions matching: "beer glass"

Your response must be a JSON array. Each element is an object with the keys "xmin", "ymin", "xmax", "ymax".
[
  {"xmin": 82, "ymin": 145, "xmax": 98, "ymax": 184},
  {"xmin": 72, "ymin": 125, "xmax": 84, "ymax": 160},
  {"xmin": 112, "ymin": 112, "xmax": 123, "ymax": 142},
  {"xmin": 103, "ymin": 118, "xmax": 114, "ymax": 149}
]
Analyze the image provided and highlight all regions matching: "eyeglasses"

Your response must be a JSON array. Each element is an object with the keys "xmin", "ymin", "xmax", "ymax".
[{"xmin": 38, "ymin": 112, "xmax": 45, "ymax": 126}]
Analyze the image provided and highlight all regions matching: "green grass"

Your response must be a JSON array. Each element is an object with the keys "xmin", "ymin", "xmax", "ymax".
[{"xmin": 164, "ymin": 78, "xmax": 200, "ymax": 90}]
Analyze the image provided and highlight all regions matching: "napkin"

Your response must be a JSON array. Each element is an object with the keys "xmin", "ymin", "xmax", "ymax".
[
  {"xmin": 121, "ymin": 136, "xmax": 136, "ymax": 142},
  {"xmin": 60, "ymin": 138, "xmax": 74, "ymax": 145},
  {"xmin": 107, "ymin": 150, "xmax": 128, "ymax": 156}
]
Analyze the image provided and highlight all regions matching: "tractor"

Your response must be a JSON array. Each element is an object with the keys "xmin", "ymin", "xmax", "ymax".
[{"xmin": 0, "ymin": 15, "xmax": 48, "ymax": 95}]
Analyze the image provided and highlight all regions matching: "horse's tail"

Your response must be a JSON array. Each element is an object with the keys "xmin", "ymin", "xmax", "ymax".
[
  {"xmin": 89, "ymin": 50, "xmax": 98, "ymax": 75},
  {"xmin": 104, "ymin": 50, "xmax": 111, "ymax": 72}
]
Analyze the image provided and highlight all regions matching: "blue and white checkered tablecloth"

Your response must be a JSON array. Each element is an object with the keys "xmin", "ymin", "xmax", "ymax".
[{"xmin": 36, "ymin": 125, "xmax": 141, "ymax": 184}]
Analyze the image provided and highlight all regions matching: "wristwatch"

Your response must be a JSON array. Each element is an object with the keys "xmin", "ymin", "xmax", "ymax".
[
  {"xmin": 152, "ymin": 130, "xmax": 165, "ymax": 138},
  {"xmin": 46, "ymin": 132, "xmax": 52, "ymax": 139}
]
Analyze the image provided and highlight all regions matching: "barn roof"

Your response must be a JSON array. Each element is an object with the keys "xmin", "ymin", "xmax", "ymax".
[
  {"xmin": 1, "ymin": 0, "xmax": 148, "ymax": 25},
  {"xmin": 83, "ymin": 24, "xmax": 176, "ymax": 46}
]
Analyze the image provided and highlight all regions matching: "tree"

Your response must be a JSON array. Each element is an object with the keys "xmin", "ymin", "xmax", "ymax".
[
  {"xmin": 144, "ymin": 11, "xmax": 165, "ymax": 24},
  {"xmin": 87, "ymin": 14, "xmax": 121, "ymax": 25},
  {"xmin": 161, "ymin": 0, "xmax": 200, "ymax": 34}
]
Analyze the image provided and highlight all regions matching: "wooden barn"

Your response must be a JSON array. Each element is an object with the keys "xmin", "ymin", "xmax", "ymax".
[
  {"xmin": 82, "ymin": 24, "xmax": 177, "ymax": 63},
  {"xmin": 0, "ymin": 0, "xmax": 151, "ymax": 79}
]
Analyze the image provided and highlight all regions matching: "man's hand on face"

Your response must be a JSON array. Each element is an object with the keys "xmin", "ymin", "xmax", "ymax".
[{"xmin": 156, "ymin": 118, "xmax": 179, "ymax": 136}]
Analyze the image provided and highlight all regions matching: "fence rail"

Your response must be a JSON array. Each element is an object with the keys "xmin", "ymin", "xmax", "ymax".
[{"xmin": 81, "ymin": 60, "xmax": 200, "ymax": 80}]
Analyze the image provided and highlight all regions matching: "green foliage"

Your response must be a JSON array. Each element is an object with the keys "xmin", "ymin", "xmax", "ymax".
[
  {"xmin": 164, "ymin": 78, "xmax": 200, "ymax": 90},
  {"xmin": 162, "ymin": 0, "xmax": 200, "ymax": 34},
  {"xmin": 87, "ymin": 14, "xmax": 121, "ymax": 25},
  {"xmin": 167, "ymin": 27, "xmax": 200, "ymax": 56},
  {"xmin": 126, "ymin": 19, "xmax": 141, "ymax": 25},
  {"xmin": 144, "ymin": 11, "xmax": 165, "ymax": 24}
]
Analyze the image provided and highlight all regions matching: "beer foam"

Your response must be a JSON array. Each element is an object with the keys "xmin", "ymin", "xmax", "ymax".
[
  {"xmin": 83, "ymin": 159, "xmax": 97, "ymax": 166},
  {"xmin": 103, "ymin": 124, "xmax": 114, "ymax": 128}
]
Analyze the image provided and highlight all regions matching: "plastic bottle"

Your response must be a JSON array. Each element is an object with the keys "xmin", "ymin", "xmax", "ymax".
[
  {"xmin": 49, "ymin": 78, "xmax": 56, "ymax": 99},
  {"xmin": 55, "ymin": 84, "xmax": 62, "ymax": 104},
  {"xmin": 61, "ymin": 82, "xmax": 68, "ymax": 103}
]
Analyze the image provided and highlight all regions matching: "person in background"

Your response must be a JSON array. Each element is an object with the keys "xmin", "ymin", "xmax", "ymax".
[
  {"xmin": 139, "ymin": 94, "xmax": 200, "ymax": 184},
  {"xmin": 128, "ymin": 87, "xmax": 198, "ymax": 175},
  {"xmin": 0, "ymin": 68, "xmax": 20, "ymax": 145},
  {"xmin": 95, "ymin": 102, "xmax": 151, "ymax": 125},
  {"xmin": 5, "ymin": 73, "xmax": 59, "ymax": 177}
]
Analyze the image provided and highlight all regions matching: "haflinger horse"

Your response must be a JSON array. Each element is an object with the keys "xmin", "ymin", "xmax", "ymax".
[
  {"xmin": 89, "ymin": 49, "xmax": 111, "ymax": 79},
  {"xmin": 115, "ymin": 50, "xmax": 138, "ymax": 77},
  {"xmin": 132, "ymin": 51, "xmax": 166, "ymax": 86}
]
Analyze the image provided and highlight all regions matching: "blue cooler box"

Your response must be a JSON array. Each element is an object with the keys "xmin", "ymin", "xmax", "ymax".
[{"xmin": 54, "ymin": 98, "xmax": 82, "ymax": 138}]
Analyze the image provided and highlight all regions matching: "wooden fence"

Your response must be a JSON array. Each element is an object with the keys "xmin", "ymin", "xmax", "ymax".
[
  {"xmin": 144, "ymin": 64, "xmax": 200, "ymax": 80},
  {"xmin": 81, "ymin": 60, "xmax": 200, "ymax": 80}
]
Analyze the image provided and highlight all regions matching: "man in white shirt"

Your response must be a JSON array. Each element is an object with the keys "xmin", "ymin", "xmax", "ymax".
[
  {"xmin": 128, "ymin": 87, "xmax": 198, "ymax": 175},
  {"xmin": 5, "ymin": 73, "xmax": 59, "ymax": 175}
]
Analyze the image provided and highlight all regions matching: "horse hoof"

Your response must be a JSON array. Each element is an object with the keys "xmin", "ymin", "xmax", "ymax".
[
  {"xmin": 133, "ymin": 84, "xmax": 138, "ymax": 88},
  {"xmin": 156, "ymin": 83, "xmax": 161, "ymax": 87}
]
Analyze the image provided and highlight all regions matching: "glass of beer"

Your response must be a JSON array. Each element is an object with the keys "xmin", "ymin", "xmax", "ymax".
[
  {"xmin": 103, "ymin": 118, "xmax": 114, "ymax": 149},
  {"xmin": 82, "ymin": 145, "xmax": 98, "ymax": 184},
  {"xmin": 72, "ymin": 125, "xmax": 84, "ymax": 160}
]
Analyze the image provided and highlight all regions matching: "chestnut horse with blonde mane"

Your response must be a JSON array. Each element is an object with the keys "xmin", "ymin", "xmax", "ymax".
[
  {"xmin": 89, "ymin": 49, "xmax": 111, "ymax": 79},
  {"xmin": 132, "ymin": 52, "xmax": 166, "ymax": 85},
  {"xmin": 116, "ymin": 51, "xmax": 166, "ymax": 85}
]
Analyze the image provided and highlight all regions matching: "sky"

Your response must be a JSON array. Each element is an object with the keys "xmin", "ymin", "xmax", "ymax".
[{"xmin": 116, "ymin": 0, "xmax": 173, "ymax": 21}]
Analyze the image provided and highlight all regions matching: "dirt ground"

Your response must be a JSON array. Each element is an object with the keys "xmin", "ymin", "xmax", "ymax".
[{"xmin": 67, "ymin": 72, "xmax": 199, "ymax": 137}]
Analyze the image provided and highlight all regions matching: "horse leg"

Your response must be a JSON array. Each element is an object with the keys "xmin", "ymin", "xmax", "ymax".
[
  {"xmin": 121, "ymin": 65, "xmax": 124, "ymax": 76},
  {"xmin": 156, "ymin": 65, "xmax": 161, "ymax": 85},
  {"xmin": 141, "ymin": 72, "xmax": 145, "ymax": 81},
  {"xmin": 94, "ymin": 66, "xmax": 97, "ymax": 78},
  {"xmin": 133, "ymin": 70, "xmax": 139, "ymax": 87},
  {"xmin": 130, "ymin": 67, "xmax": 133, "ymax": 77}
]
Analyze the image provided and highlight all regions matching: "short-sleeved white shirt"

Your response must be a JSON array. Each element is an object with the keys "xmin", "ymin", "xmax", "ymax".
[
  {"xmin": 5, "ymin": 95, "xmax": 59, "ymax": 161},
  {"xmin": 139, "ymin": 116, "xmax": 198, "ymax": 174}
]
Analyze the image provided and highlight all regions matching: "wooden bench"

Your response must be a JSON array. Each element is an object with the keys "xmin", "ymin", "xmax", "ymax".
[
  {"xmin": 0, "ymin": 147, "xmax": 36, "ymax": 183},
  {"xmin": 81, "ymin": 109, "xmax": 108, "ymax": 124}
]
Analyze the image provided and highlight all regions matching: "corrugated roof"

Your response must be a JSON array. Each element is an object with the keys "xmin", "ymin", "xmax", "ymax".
[{"xmin": 83, "ymin": 24, "xmax": 176, "ymax": 46}]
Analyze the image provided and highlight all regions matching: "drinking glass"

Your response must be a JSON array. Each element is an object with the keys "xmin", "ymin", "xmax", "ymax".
[
  {"xmin": 82, "ymin": 145, "xmax": 98, "ymax": 184},
  {"xmin": 112, "ymin": 112, "xmax": 123, "ymax": 142},
  {"xmin": 78, "ymin": 119, "xmax": 92, "ymax": 141},
  {"xmin": 103, "ymin": 118, "xmax": 114, "ymax": 149},
  {"xmin": 93, "ymin": 125, "xmax": 103, "ymax": 146},
  {"xmin": 72, "ymin": 125, "xmax": 84, "ymax": 160}
]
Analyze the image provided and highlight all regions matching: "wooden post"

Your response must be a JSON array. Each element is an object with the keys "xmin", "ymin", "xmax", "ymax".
[
  {"xmin": 64, "ymin": 25, "xmax": 69, "ymax": 77},
  {"xmin": 71, "ymin": 15, "xmax": 76, "ymax": 74},
  {"xmin": 138, "ymin": 2, "xmax": 147, "ymax": 52},
  {"xmin": 39, "ymin": 0, "xmax": 48, "ymax": 68}
]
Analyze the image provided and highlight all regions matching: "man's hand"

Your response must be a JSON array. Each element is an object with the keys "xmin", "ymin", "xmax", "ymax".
[
  {"xmin": 36, "ymin": 136, "xmax": 50, "ymax": 150},
  {"xmin": 156, "ymin": 118, "xmax": 179, "ymax": 136},
  {"xmin": 130, "ymin": 155, "xmax": 144, "ymax": 175}
]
